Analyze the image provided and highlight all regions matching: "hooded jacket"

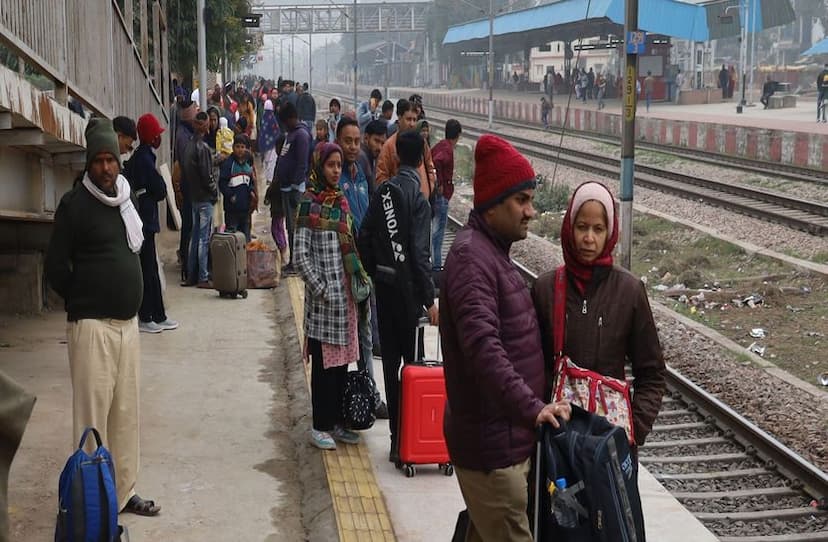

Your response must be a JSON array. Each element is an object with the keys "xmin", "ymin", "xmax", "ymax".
[{"xmin": 440, "ymin": 211, "xmax": 546, "ymax": 471}]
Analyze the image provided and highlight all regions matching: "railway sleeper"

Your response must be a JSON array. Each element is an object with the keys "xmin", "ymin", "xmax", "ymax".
[
  {"xmin": 643, "ymin": 437, "xmax": 730, "ymax": 449},
  {"xmin": 655, "ymin": 408, "xmax": 693, "ymax": 418},
  {"xmin": 640, "ymin": 452, "xmax": 748, "ymax": 464},
  {"xmin": 651, "ymin": 421, "xmax": 709, "ymax": 432},
  {"xmin": 695, "ymin": 506, "xmax": 827, "ymax": 522},
  {"xmin": 673, "ymin": 487, "xmax": 799, "ymax": 500},
  {"xmin": 654, "ymin": 467, "xmax": 770, "ymax": 481}
]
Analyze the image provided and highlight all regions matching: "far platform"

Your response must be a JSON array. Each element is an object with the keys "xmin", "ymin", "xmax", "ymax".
[{"xmin": 323, "ymin": 82, "xmax": 828, "ymax": 170}]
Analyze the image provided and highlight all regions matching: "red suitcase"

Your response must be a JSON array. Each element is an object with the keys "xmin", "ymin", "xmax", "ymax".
[{"xmin": 397, "ymin": 319, "xmax": 453, "ymax": 478}]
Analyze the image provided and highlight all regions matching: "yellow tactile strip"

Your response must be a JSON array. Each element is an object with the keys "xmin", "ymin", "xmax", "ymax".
[{"xmin": 286, "ymin": 277, "xmax": 397, "ymax": 542}]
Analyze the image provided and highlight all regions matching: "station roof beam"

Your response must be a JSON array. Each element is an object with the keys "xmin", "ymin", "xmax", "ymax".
[{"xmin": 253, "ymin": 2, "xmax": 431, "ymax": 35}]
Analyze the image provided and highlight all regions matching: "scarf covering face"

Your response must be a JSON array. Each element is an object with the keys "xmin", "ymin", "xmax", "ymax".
[
  {"xmin": 82, "ymin": 173, "xmax": 144, "ymax": 253},
  {"xmin": 296, "ymin": 143, "xmax": 369, "ymax": 288},
  {"xmin": 560, "ymin": 182, "xmax": 618, "ymax": 295}
]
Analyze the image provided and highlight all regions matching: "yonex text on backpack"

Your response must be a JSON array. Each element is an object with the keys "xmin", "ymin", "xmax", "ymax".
[
  {"xmin": 534, "ymin": 405, "xmax": 645, "ymax": 542},
  {"xmin": 55, "ymin": 427, "xmax": 121, "ymax": 542}
]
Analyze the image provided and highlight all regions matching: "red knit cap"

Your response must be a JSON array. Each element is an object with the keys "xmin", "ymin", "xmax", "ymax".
[
  {"xmin": 473, "ymin": 134, "xmax": 536, "ymax": 210},
  {"xmin": 137, "ymin": 113, "xmax": 165, "ymax": 144}
]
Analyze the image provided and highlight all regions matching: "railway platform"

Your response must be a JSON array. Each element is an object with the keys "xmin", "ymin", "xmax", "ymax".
[
  {"xmin": 324, "ymin": 82, "xmax": 828, "ymax": 171},
  {"xmin": 0, "ymin": 224, "xmax": 718, "ymax": 540}
]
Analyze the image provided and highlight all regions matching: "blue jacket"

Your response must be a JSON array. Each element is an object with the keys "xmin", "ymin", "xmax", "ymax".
[
  {"xmin": 219, "ymin": 156, "xmax": 256, "ymax": 214},
  {"xmin": 123, "ymin": 144, "xmax": 166, "ymax": 234},
  {"xmin": 339, "ymin": 161, "xmax": 369, "ymax": 232}
]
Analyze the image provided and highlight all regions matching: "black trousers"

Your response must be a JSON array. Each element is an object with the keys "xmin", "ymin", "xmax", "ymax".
[
  {"xmin": 225, "ymin": 211, "xmax": 251, "ymax": 241},
  {"xmin": 178, "ymin": 196, "xmax": 193, "ymax": 276},
  {"xmin": 375, "ymin": 283, "xmax": 417, "ymax": 451},
  {"xmin": 281, "ymin": 190, "xmax": 302, "ymax": 265},
  {"xmin": 308, "ymin": 338, "xmax": 347, "ymax": 432},
  {"xmin": 138, "ymin": 232, "xmax": 167, "ymax": 323}
]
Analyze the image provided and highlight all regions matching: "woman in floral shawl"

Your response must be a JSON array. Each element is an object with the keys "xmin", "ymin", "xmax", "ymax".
[
  {"xmin": 259, "ymin": 100, "xmax": 280, "ymax": 184},
  {"xmin": 294, "ymin": 143, "xmax": 371, "ymax": 450}
]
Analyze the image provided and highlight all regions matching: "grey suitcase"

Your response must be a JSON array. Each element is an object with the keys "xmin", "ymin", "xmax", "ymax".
[{"xmin": 209, "ymin": 231, "xmax": 248, "ymax": 298}]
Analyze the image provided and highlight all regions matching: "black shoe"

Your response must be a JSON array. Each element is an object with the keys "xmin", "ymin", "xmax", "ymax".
[
  {"xmin": 372, "ymin": 344, "xmax": 381, "ymax": 358},
  {"xmin": 283, "ymin": 264, "xmax": 297, "ymax": 276},
  {"xmin": 375, "ymin": 401, "xmax": 389, "ymax": 420}
]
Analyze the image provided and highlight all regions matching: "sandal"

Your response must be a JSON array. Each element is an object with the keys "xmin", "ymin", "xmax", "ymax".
[{"xmin": 122, "ymin": 494, "xmax": 161, "ymax": 516}]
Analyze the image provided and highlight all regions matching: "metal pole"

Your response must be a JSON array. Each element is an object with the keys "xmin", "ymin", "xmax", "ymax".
[
  {"xmin": 385, "ymin": 12, "xmax": 390, "ymax": 100},
  {"xmin": 325, "ymin": 37, "xmax": 329, "ymax": 85},
  {"xmin": 281, "ymin": 39, "xmax": 284, "ymax": 77},
  {"xmin": 488, "ymin": 0, "xmax": 494, "ymax": 129},
  {"xmin": 197, "ymin": 0, "xmax": 207, "ymax": 111},
  {"xmin": 309, "ymin": 32, "xmax": 313, "ymax": 90},
  {"xmin": 353, "ymin": 0, "xmax": 358, "ymax": 111},
  {"xmin": 291, "ymin": 34, "xmax": 295, "ymax": 80},
  {"xmin": 748, "ymin": 0, "xmax": 757, "ymax": 104},
  {"xmin": 738, "ymin": 0, "xmax": 748, "ymax": 111},
  {"xmin": 619, "ymin": 0, "xmax": 639, "ymax": 269},
  {"xmin": 223, "ymin": 31, "xmax": 227, "ymax": 84}
]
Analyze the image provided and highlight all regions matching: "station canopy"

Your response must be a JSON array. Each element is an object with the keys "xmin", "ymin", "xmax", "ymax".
[
  {"xmin": 802, "ymin": 37, "xmax": 828, "ymax": 57},
  {"xmin": 442, "ymin": 0, "xmax": 794, "ymax": 50}
]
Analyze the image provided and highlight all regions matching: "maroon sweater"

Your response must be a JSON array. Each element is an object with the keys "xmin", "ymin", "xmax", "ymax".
[{"xmin": 440, "ymin": 211, "xmax": 546, "ymax": 471}]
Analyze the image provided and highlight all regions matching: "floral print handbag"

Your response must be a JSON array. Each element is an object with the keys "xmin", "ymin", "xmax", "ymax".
[{"xmin": 551, "ymin": 267, "xmax": 636, "ymax": 445}]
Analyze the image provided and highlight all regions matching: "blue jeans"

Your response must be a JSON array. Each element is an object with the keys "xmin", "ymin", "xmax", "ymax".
[
  {"xmin": 357, "ymin": 300, "xmax": 382, "ymax": 407},
  {"xmin": 188, "ymin": 201, "xmax": 213, "ymax": 283},
  {"xmin": 645, "ymin": 91, "xmax": 652, "ymax": 112},
  {"xmin": 431, "ymin": 194, "xmax": 449, "ymax": 270}
]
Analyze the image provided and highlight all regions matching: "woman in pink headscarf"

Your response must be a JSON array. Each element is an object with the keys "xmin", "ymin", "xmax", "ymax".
[{"xmin": 532, "ymin": 181, "xmax": 666, "ymax": 451}]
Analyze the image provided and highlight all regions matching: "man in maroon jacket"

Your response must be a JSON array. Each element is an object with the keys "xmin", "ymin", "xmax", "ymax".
[
  {"xmin": 430, "ymin": 119, "xmax": 461, "ymax": 270},
  {"xmin": 440, "ymin": 135, "xmax": 570, "ymax": 541}
]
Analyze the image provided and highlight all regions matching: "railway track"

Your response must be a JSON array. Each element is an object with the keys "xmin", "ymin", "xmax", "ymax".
[
  {"xmin": 430, "ymin": 115, "xmax": 828, "ymax": 237},
  {"xmin": 443, "ymin": 214, "xmax": 828, "ymax": 541},
  {"xmin": 425, "ymin": 103, "xmax": 828, "ymax": 187}
]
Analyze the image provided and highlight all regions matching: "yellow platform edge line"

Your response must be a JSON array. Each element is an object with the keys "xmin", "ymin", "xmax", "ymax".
[{"xmin": 286, "ymin": 276, "xmax": 397, "ymax": 542}]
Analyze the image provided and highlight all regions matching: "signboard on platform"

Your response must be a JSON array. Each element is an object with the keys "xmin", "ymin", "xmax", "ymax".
[
  {"xmin": 626, "ymin": 31, "xmax": 646, "ymax": 55},
  {"xmin": 624, "ymin": 65, "xmax": 636, "ymax": 122}
]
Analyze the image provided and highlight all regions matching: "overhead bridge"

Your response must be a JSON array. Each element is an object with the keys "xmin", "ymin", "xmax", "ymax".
[{"xmin": 254, "ymin": 2, "xmax": 431, "ymax": 35}]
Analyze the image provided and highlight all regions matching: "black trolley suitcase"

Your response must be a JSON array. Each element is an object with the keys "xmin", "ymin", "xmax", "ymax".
[{"xmin": 209, "ymin": 231, "xmax": 248, "ymax": 298}]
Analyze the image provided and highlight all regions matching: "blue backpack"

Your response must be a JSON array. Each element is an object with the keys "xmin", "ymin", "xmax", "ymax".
[{"xmin": 55, "ymin": 427, "xmax": 120, "ymax": 542}]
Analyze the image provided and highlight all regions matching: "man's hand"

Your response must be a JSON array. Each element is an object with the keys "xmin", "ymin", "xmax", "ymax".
[
  {"xmin": 535, "ymin": 401, "xmax": 572, "ymax": 428},
  {"xmin": 427, "ymin": 304, "xmax": 439, "ymax": 326}
]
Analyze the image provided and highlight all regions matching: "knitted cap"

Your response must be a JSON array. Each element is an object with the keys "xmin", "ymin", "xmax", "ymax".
[
  {"xmin": 84, "ymin": 118, "xmax": 121, "ymax": 169},
  {"xmin": 137, "ymin": 113, "xmax": 165, "ymax": 144},
  {"xmin": 473, "ymin": 135, "xmax": 536, "ymax": 210}
]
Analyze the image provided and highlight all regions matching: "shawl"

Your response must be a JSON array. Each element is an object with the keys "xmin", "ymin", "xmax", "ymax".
[
  {"xmin": 259, "ymin": 108, "xmax": 279, "ymax": 152},
  {"xmin": 82, "ymin": 174, "xmax": 144, "ymax": 253},
  {"xmin": 296, "ymin": 144, "xmax": 369, "ymax": 290}
]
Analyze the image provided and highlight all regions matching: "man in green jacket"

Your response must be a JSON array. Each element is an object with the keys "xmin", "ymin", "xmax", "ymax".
[{"xmin": 45, "ymin": 118, "xmax": 160, "ymax": 517}]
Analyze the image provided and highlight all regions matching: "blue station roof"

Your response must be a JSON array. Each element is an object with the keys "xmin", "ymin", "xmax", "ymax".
[
  {"xmin": 802, "ymin": 38, "xmax": 828, "ymax": 57},
  {"xmin": 443, "ymin": 0, "xmax": 793, "ymax": 47}
]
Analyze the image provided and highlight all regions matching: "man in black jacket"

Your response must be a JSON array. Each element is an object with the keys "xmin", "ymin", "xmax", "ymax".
[
  {"xmin": 124, "ymin": 113, "xmax": 179, "ymax": 333},
  {"xmin": 818, "ymin": 63, "xmax": 828, "ymax": 122},
  {"xmin": 358, "ymin": 131, "xmax": 437, "ymax": 462},
  {"xmin": 760, "ymin": 76, "xmax": 776, "ymax": 109},
  {"xmin": 182, "ymin": 112, "xmax": 217, "ymax": 287},
  {"xmin": 46, "ymin": 118, "xmax": 160, "ymax": 517}
]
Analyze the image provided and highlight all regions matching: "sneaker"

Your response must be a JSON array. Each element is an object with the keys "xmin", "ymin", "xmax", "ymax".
[
  {"xmin": 282, "ymin": 264, "xmax": 297, "ymax": 276},
  {"xmin": 331, "ymin": 426, "xmax": 360, "ymax": 445},
  {"xmin": 310, "ymin": 429, "xmax": 336, "ymax": 450},
  {"xmin": 375, "ymin": 401, "xmax": 389, "ymax": 420},
  {"xmin": 156, "ymin": 319, "xmax": 179, "ymax": 331},
  {"xmin": 138, "ymin": 321, "xmax": 163, "ymax": 334}
]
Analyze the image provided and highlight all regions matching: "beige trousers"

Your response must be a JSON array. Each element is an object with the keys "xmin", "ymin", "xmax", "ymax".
[
  {"xmin": 455, "ymin": 458, "xmax": 533, "ymax": 542},
  {"xmin": 67, "ymin": 317, "xmax": 140, "ymax": 511}
]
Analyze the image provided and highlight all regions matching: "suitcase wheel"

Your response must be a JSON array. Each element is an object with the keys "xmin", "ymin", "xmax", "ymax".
[
  {"xmin": 241, "ymin": 290, "xmax": 248, "ymax": 299},
  {"xmin": 440, "ymin": 463, "xmax": 454, "ymax": 477},
  {"xmin": 404, "ymin": 465, "xmax": 416, "ymax": 478}
]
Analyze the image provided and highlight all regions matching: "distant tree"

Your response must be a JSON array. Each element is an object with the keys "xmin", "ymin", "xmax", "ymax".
[{"xmin": 166, "ymin": 0, "xmax": 256, "ymax": 87}]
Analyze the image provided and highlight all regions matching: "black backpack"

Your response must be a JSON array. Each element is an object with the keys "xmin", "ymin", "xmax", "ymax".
[
  {"xmin": 534, "ymin": 405, "xmax": 645, "ymax": 542},
  {"xmin": 342, "ymin": 370, "xmax": 376, "ymax": 431}
]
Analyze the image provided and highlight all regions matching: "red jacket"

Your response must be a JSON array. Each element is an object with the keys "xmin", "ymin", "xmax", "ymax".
[
  {"xmin": 431, "ymin": 139, "xmax": 455, "ymax": 200},
  {"xmin": 440, "ymin": 211, "xmax": 546, "ymax": 471}
]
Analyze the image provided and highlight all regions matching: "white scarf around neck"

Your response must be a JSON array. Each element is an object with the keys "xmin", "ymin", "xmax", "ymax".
[{"xmin": 82, "ymin": 173, "xmax": 144, "ymax": 253}]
